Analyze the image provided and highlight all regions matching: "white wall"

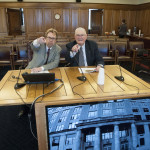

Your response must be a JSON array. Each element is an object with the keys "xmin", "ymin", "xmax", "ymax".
[{"xmin": 0, "ymin": 0, "xmax": 150, "ymax": 4}]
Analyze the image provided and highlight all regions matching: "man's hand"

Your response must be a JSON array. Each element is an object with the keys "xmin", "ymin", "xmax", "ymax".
[
  {"xmin": 37, "ymin": 37, "xmax": 46, "ymax": 45},
  {"xmin": 72, "ymin": 44, "xmax": 80, "ymax": 52},
  {"xmin": 31, "ymin": 67, "xmax": 42, "ymax": 73},
  {"xmin": 95, "ymin": 65, "xmax": 101, "ymax": 72}
]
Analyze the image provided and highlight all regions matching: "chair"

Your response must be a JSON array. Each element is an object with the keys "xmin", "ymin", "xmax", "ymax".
[
  {"xmin": 58, "ymin": 43, "xmax": 68, "ymax": 66},
  {"xmin": 97, "ymin": 42, "xmax": 117, "ymax": 64},
  {"xmin": 129, "ymin": 41, "xmax": 149, "ymax": 71},
  {"xmin": 5, "ymin": 40, "xmax": 19, "ymax": 51},
  {"xmin": 13, "ymin": 44, "xmax": 29, "ymax": 69},
  {"xmin": 0, "ymin": 44, "xmax": 14, "ymax": 70},
  {"xmin": 102, "ymin": 38, "xmax": 115, "ymax": 49},
  {"xmin": 113, "ymin": 42, "xmax": 136, "ymax": 71}
]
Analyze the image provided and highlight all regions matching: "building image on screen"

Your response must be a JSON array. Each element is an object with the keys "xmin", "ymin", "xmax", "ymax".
[{"xmin": 46, "ymin": 98, "xmax": 150, "ymax": 150}]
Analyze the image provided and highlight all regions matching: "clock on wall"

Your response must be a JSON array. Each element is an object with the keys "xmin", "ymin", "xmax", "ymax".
[{"xmin": 55, "ymin": 14, "xmax": 61, "ymax": 20}]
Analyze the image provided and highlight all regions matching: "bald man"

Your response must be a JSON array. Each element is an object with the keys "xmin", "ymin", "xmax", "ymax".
[{"xmin": 65, "ymin": 27, "xmax": 104, "ymax": 71}]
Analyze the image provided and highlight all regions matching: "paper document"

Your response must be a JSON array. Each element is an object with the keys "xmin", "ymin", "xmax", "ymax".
[
  {"xmin": 78, "ymin": 68, "xmax": 96, "ymax": 73},
  {"xmin": 31, "ymin": 70, "xmax": 49, "ymax": 74}
]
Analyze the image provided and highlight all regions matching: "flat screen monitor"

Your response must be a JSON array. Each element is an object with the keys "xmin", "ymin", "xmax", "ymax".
[{"xmin": 35, "ymin": 97, "xmax": 150, "ymax": 150}]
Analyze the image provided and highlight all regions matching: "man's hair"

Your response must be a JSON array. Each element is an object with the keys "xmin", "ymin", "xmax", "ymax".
[
  {"xmin": 45, "ymin": 28, "xmax": 58, "ymax": 39},
  {"xmin": 122, "ymin": 19, "xmax": 126, "ymax": 23},
  {"xmin": 75, "ymin": 27, "xmax": 87, "ymax": 35}
]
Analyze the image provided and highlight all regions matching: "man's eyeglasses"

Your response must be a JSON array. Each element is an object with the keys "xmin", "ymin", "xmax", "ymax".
[
  {"xmin": 75, "ymin": 34, "xmax": 86, "ymax": 37},
  {"xmin": 46, "ymin": 37, "xmax": 56, "ymax": 40}
]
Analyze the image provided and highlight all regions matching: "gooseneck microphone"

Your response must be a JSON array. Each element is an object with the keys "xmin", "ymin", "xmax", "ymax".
[
  {"xmin": 114, "ymin": 64, "xmax": 124, "ymax": 81},
  {"xmin": 72, "ymin": 50, "xmax": 86, "ymax": 82},
  {"xmin": 14, "ymin": 67, "xmax": 26, "ymax": 89}
]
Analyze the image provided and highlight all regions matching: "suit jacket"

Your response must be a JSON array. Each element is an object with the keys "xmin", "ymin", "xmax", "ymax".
[
  {"xmin": 26, "ymin": 43, "xmax": 61, "ymax": 70},
  {"xmin": 119, "ymin": 23, "xmax": 127, "ymax": 36},
  {"xmin": 65, "ymin": 40, "xmax": 104, "ymax": 66}
]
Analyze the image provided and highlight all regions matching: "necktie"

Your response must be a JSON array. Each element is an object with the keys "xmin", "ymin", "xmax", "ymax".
[
  {"xmin": 45, "ymin": 48, "xmax": 50, "ymax": 64},
  {"xmin": 79, "ymin": 46, "xmax": 85, "ymax": 66}
]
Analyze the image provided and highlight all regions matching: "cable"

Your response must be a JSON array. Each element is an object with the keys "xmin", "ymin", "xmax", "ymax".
[{"xmin": 28, "ymin": 79, "xmax": 64, "ymax": 140}]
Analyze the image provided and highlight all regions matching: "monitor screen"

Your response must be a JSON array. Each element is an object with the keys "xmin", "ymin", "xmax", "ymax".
[{"xmin": 35, "ymin": 97, "xmax": 150, "ymax": 150}]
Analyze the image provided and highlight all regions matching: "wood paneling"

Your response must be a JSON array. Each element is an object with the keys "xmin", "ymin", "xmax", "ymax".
[
  {"xmin": 71, "ymin": 9, "xmax": 79, "ymax": 32},
  {"xmin": 0, "ymin": 8, "xmax": 8, "ymax": 36},
  {"xmin": 0, "ymin": 2, "xmax": 150, "ymax": 36},
  {"xmin": 63, "ymin": 9, "xmax": 70, "ymax": 32},
  {"xmin": 43, "ymin": 8, "xmax": 53, "ymax": 32}
]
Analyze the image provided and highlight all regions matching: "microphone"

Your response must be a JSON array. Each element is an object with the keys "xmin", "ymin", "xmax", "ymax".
[
  {"xmin": 114, "ymin": 64, "xmax": 124, "ymax": 81},
  {"xmin": 71, "ymin": 49, "xmax": 86, "ymax": 82},
  {"xmin": 14, "ymin": 66, "xmax": 26, "ymax": 89}
]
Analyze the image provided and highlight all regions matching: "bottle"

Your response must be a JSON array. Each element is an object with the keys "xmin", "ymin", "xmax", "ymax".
[{"xmin": 97, "ymin": 67, "xmax": 105, "ymax": 85}]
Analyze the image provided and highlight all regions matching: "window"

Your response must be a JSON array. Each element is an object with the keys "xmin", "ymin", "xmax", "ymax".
[
  {"xmin": 103, "ymin": 109, "xmax": 111, "ymax": 115},
  {"xmin": 71, "ymin": 114, "xmax": 80, "ymax": 120},
  {"xmin": 89, "ymin": 104, "xmax": 98, "ymax": 110},
  {"xmin": 103, "ymin": 103, "xmax": 111, "ymax": 108},
  {"xmin": 52, "ymin": 112, "xmax": 58, "ymax": 119},
  {"xmin": 58, "ymin": 117, "xmax": 67, "ymax": 123},
  {"xmin": 146, "ymin": 115, "xmax": 150, "ymax": 120},
  {"xmin": 52, "ymin": 136, "xmax": 60, "ymax": 146},
  {"xmin": 119, "ymin": 130, "xmax": 128, "ymax": 137},
  {"xmin": 86, "ymin": 134, "xmax": 95, "ymax": 142},
  {"xmin": 62, "ymin": 109, "xmax": 70, "ymax": 115},
  {"xmin": 132, "ymin": 108, "xmax": 139, "ymax": 112},
  {"xmin": 136, "ymin": 125, "xmax": 145, "ymax": 134},
  {"xmin": 74, "ymin": 106, "xmax": 82, "ymax": 113},
  {"xmin": 88, "ymin": 111, "xmax": 97, "ymax": 118},
  {"xmin": 143, "ymin": 108, "xmax": 149, "ymax": 112},
  {"xmin": 69, "ymin": 122, "xmax": 78, "ymax": 129},
  {"xmin": 134, "ymin": 115, "xmax": 142, "ymax": 121},
  {"xmin": 116, "ymin": 102, "xmax": 124, "ymax": 107},
  {"xmin": 66, "ymin": 134, "xmax": 75, "ymax": 145},
  {"xmin": 56, "ymin": 125, "xmax": 64, "ymax": 131},
  {"xmin": 116, "ymin": 108, "xmax": 125, "ymax": 113},
  {"xmin": 102, "ymin": 132, "xmax": 113, "ymax": 140},
  {"xmin": 140, "ymin": 138, "xmax": 145, "ymax": 146}
]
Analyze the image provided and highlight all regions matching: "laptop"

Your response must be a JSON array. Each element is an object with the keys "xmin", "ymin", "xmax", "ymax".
[{"xmin": 22, "ymin": 72, "xmax": 55, "ymax": 84}]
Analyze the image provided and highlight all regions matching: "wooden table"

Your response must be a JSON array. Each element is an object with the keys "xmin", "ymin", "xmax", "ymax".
[{"xmin": 0, "ymin": 65, "xmax": 150, "ymax": 106}]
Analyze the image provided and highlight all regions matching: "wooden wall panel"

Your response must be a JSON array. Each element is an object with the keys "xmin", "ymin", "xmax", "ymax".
[
  {"xmin": 24, "ymin": 9, "xmax": 36, "ymax": 33},
  {"xmin": 79, "ymin": 9, "xmax": 88, "ymax": 32},
  {"xmin": 53, "ymin": 9, "xmax": 63, "ymax": 32},
  {"xmin": 35, "ymin": 9, "xmax": 44, "ymax": 33},
  {"xmin": 0, "ymin": 8, "xmax": 8, "ymax": 36},
  {"xmin": 71, "ymin": 9, "xmax": 79, "ymax": 32},
  {"xmin": 62, "ymin": 9, "xmax": 70, "ymax": 32},
  {"xmin": 43, "ymin": 8, "xmax": 53, "ymax": 32},
  {"xmin": 0, "ymin": 2, "xmax": 150, "ymax": 36}
]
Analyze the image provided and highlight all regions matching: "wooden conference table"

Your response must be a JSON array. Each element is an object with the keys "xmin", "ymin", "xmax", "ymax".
[{"xmin": 0, "ymin": 65, "xmax": 150, "ymax": 106}]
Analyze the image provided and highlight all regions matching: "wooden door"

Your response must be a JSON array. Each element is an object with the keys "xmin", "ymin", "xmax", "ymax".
[
  {"xmin": 91, "ymin": 9, "xmax": 103, "ymax": 35},
  {"xmin": 7, "ymin": 8, "xmax": 22, "ymax": 35}
]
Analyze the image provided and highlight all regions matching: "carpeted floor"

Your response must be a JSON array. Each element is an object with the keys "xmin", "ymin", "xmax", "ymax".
[{"xmin": 0, "ymin": 61, "xmax": 149, "ymax": 150}]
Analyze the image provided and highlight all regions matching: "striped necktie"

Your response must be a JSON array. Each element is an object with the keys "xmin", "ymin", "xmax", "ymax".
[{"xmin": 79, "ymin": 46, "xmax": 85, "ymax": 66}]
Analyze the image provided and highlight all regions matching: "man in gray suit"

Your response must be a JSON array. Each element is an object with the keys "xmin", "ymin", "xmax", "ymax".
[{"xmin": 26, "ymin": 28, "xmax": 61, "ymax": 73}]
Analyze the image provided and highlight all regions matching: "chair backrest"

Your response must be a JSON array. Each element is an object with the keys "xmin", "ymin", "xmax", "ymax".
[
  {"xmin": 129, "ymin": 41, "xmax": 144, "ymax": 50},
  {"xmin": 59, "ymin": 43, "xmax": 67, "ymax": 58},
  {"xmin": 97, "ymin": 42, "xmax": 110, "ymax": 56},
  {"xmin": 113, "ymin": 42, "xmax": 127, "ymax": 55},
  {"xmin": 27, "ymin": 41, "xmax": 33, "ymax": 62},
  {"xmin": 102, "ymin": 38, "xmax": 115, "ymax": 49},
  {"xmin": 0, "ymin": 44, "xmax": 13, "ymax": 60},
  {"xmin": 16, "ymin": 44, "xmax": 28, "ymax": 60}
]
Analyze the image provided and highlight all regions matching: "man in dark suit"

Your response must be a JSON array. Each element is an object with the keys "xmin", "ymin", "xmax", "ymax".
[
  {"xmin": 65, "ymin": 27, "xmax": 104, "ymax": 71},
  {"xmin": 118, "ymin": 19, "xmax": 127, "ymax": 38},
  {"xmin": 26, "ymin": 28, "xmax": 61, "ymax": 73}
]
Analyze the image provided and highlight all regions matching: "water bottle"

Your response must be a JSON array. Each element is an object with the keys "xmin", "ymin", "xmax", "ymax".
[{"xmin": 97, "ymin": 67, "xmax": 105, "ymax": 85}]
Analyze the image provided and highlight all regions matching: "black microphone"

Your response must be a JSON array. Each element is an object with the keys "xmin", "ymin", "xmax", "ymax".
[
  {"xmin": 71, "ymin": 49, "xmax": 86, "ymax": 82},
  {"xmin": 14, "ymin": 66, "xmax": 26, "ymax": 89},
  {"xmin": 114, "ymin": 64, "xmax": 124, "ymax": 81}
]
